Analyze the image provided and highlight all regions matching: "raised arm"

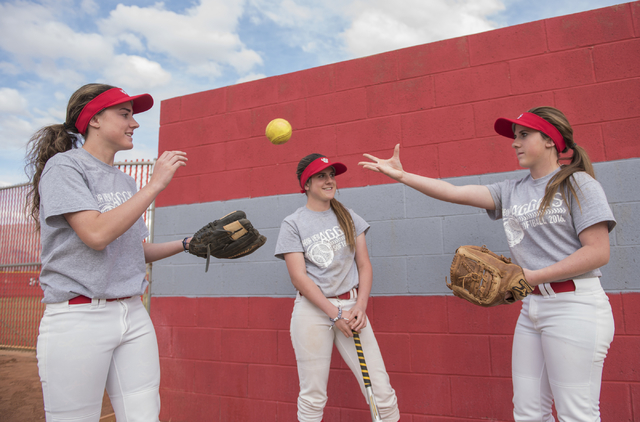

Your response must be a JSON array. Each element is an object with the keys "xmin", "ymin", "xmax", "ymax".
[
  {"xmin": 65, "ymin": 151, "xmax": 187, "ymax": 250},
  {"xmin": 359, "ymin": 144, "xmax": 496, "ymax": 210}
]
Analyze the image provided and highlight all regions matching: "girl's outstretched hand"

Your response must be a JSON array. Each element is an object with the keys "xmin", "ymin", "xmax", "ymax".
[
  {"xmin": 358, "ymin": 144, "xmax": 404, "ymax": 181},
  {"xmin": 149, "ymin": 150, "xmax": 187, "ymax": 191}
]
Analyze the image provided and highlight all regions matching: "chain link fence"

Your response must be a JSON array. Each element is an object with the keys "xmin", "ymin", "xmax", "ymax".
[{"xmin": 0, "ymin": 159, "xmax": 155, "ymax": 351}]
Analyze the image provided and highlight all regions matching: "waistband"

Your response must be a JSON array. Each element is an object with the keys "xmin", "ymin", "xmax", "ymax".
[
  {"xmin": 333, "ymin": 287, "xmax": 358, "ymax": 300},
  {"xmin": 532, "ymin": 280, "xmax": 574, "ymax": 295},
  {"xmin": 298, "ymin": 287, "xmax": 358, "ymax": 301},
  {"xmin": 532, "ymin": 277, "xmax": 601, "ymax": 298},
  {"xmin": 68, "ymin": 295, "xmax": 132, "ymax": 305}
]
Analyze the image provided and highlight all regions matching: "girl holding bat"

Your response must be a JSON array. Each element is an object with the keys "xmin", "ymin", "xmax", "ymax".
[
  {"xmin": 25, "ymin": 83, "xmax": 188, "ymax": 421},
  {"xmin": 275, "ymin": 154, "xmax": 400, "ymax": 421},
  {"xmin": 360, "ymin": 106, "xmax": 615, "ymax": 421}
]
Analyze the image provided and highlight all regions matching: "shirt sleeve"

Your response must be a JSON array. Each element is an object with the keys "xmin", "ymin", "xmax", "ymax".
[
  {"xmin": 274, "ymin": 218, "xmax": 304, "ymax": 260},
  {"xmin": 485, "ymin": 181, "xmax": 505, "ymax": 221},
  {"xmin": 350, "ymin": 209, "xmax": 370, "ymax": 236},
  {"xmin": 569, "ymin": 173, "xmax": 616, "ymax": 234},
  {"xmin": 39, "ymin": 162, "xmax": 100, "ymax": 228}
]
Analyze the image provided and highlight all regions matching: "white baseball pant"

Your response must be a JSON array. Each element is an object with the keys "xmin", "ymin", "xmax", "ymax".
[
  {"xmin": 37, "ymin": 296, "xmax": 161, "ymax": 422},
  {"xmin": 512, "ymin": 277, "xmax": 615, "ymax": 422},
  {"xmin": 290, "ymin": 290, "xmax": 400, "ymax": 422}
]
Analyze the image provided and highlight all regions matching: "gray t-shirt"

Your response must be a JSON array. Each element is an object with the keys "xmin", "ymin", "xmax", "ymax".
[
  {"xmin": 38, "ymin": 148, "xmax": 149, "ymax": 303},
  {"xmin": 275, "ymin": 206, "xmax": 369, "ymax": 297},
  {"xmin": 486, "ymin": 169, "xmax": 616, "ymax": 278}
]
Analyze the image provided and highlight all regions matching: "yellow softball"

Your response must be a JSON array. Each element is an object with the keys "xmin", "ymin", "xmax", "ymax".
[{"xmin": 265, "ymin": 118, "xmax": 292, "ymax": 145}]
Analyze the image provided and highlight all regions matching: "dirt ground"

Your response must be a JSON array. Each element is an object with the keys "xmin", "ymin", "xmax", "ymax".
[{"xmin": 0, "ymin": 349, "xmax": 114, "ymax": 422}]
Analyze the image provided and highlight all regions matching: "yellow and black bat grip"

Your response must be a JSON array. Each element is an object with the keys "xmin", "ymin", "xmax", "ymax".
[
  {"xmin": 352, "ymin": 331, "xmax": 372, "ymax": 388},
  {"xmin": 353, "ymin": 330, "xmax": 383, "ymax": 421}
]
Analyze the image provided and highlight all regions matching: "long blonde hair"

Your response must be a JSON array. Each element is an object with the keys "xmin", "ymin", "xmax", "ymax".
[
  {"xmin": 297, "ymin": 153, "xmax": 356, "ymax": 251},
  {"xmin": 24, "ymin": 83, "xmax": 116, "ymax": 229},
  {"xmin": 531, "ymin": 106, "xmax": 595, "ymax": 216}
]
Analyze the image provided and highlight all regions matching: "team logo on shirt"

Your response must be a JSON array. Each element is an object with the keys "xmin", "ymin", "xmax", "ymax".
[
  {"xmin": 307, "ymin": 242, "xmax": 334, "ymax": 268},
  {"xmin": 503, "ymin": 216, "xmax": 525, "ymax": 247},
  {"xmin": 302, "ymin": 225, "xmax": 346, "ymax": 268},
  {"xmin": 95, "ymin": 190, "xmax": 134, "ymax": 213},
  {"xmin": 502, "ymin": 192, "xmax": 567, "ymax": 247}
]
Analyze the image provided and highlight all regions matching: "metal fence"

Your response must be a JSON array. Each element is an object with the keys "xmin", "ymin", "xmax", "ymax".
[
  {"xmin": 0, "ymin": 159, "xmax": 155, "ymax": 351},
  {"xmin": 0, "ymin": 183, "xmax": 42, "ymax": 350}
]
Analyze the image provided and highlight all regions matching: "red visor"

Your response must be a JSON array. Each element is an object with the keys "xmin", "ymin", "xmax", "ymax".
[
  {"xmin": 75, "ymin": 87, "xmax": 154, "ymax": 134},
  {"xmin": 494, "ymin": 112, "xmax": 566, "ymax": 153},
  {"xmin": 300, "ymin": 157, "xmax": 347, "ymax": 193}
]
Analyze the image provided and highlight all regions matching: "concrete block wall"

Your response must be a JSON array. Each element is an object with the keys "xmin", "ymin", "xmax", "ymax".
[{"xmin": 152, "ymin": 3, "xmax": 640, "ymax": 421}]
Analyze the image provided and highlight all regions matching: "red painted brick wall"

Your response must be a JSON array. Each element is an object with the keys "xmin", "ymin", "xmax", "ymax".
[
  {"xmin": 152, "ymin": 293, "xmax": 640, "ymax": 421},
  {"xmin": 154, "ymin": 3, "xmax": 640, "ymax": 421},
  {"xmin": 157, "ymin": 2, "xmax": 640, "ymax": 207}
]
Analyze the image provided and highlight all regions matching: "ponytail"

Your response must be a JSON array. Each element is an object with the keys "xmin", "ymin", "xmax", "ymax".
[
  {"xmin": 25, "ymin": 126, "xmax": 82, "ymax": 229},
  {"xmin": 330, "ymin": 198, "xmax": 356, "ymax": 251},
  {"xmin": 532, "ymin": 106, "xmax": 594, "ymax": 216},
  {"xmin": 24, "ymin": 83, "xmax": 115, "ymax": 229}
]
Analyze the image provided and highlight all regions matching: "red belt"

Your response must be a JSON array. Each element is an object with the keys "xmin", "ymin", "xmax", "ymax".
[
  {"xmin": 69, "ymin": 295, "xmax": 131, "ymax": 304},
  {"xmin": 532, "ymin": 280, "xmax": 575, "ymax": 295},
  {"xmin": 335, "ymin": 290, "xmax": 353, "ymax": 300},
  {"xmin": 300, "ymin": 288, "xmax": 357, "ymax": 300}
]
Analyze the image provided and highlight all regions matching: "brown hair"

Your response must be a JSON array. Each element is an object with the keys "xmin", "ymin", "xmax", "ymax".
[
  {"xmin": 297, "ymin": 153, "xmax": 356, "ymax": 251},
  {"xmin": 531, "ymin": 106, "xmax": 595, "ymax": 216},
  {"xmin": 25, "ymin": 83, "xmax": 116, "ymax": 229}
]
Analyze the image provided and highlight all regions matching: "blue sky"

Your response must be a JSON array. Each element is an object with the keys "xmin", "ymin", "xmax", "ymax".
[{"xmin": 0, "ymin": 0, "xmax": 626, "ymax": 186}]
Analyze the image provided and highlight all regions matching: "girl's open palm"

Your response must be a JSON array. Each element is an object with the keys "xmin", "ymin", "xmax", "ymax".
[
  {"xmin": 149, "ymin": 150, "xmax": 187, "ymax": 191},
  {"xmin": 359, "ymin": 144, "xmax": 404, "ymax": 181}
]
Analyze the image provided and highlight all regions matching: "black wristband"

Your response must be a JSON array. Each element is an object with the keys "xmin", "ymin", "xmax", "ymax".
[{"xmin": 182, "ymin": 237, "xmax": 189, "ymax": 253}]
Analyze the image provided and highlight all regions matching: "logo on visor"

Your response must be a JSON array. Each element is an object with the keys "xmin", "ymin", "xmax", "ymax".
[
  {"xmin": 120, "ymin": 89, "xmax": 128, "ymax": 96},
  {"xmin": 517, "ymin": 114, "xmax": 523, "ymax": 119},
  {"xmin": 321, "ymin": 158, "xmax": 328, "ymax": 163}
]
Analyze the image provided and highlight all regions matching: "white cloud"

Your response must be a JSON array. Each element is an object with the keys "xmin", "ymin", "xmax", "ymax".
[
  {"xmin": 256, "ymin": 0, "xmax": 315, "ymax": 26},
  {"xmin": 341, "ymin": 0, "xmax": 504, "ymax": 57},
  {"xmin": 246, "ymin": 0, "xmax": 504, "ymax": 62},
  {"xmin": 98, "ymin": 1, "xmax": 263, "ymax": 74},
  {"xmin": 244, "ymin": 0, "xmax": 351, "ymax": 65},
  {"xmin": 53, "ymin": 91, "xmax": 68, "ymax": 102},
  {"xmin": 0, "ymin": 2, "xmax": 113, "ymax": 72},
  {"xmin": 116, "ymin": 33, "xmax": 146, "ymax": 53},
  {"xmin": 187, "ymin": 62, "xmax": 224, "ymax": 79},
  {"xmin": 43, "ymin": 105, "xmax": 67, "ymax": 123},
  {"xmin": 33, "ymin": 60, "xmax": 86, "ymax": 86},
  {"xmin": 236, "ymin": 73, "xmax": 266, "ymax": 84},
  {"xmin": 102, "ymin": 55, "xmax": 172, "ymax": 90},
  {"xmin": 0, "ymin": 61, "xmax": 21, "ymax": 76},
  {"xmin": 80, "ymin": 0, "xmax": 99, "ymax": 15},
  {"xmin": 226, "ymin": 49, "xmax": 264, "ymax": 74},
  {"xmin": 0, "ymin": 88, "xmax": 28, "ymax": 114},
  {"xmin": 0, "ymin": 115, "xmax": 37, "ymax": 150}
]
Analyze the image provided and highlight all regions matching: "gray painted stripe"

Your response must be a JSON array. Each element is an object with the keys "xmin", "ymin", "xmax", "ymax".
[{"xmin": 153, "ymin": 158, "xmax": 640, "ymax": 297}]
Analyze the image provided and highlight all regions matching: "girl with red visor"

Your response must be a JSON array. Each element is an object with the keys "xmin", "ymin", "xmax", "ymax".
[
  {"xmin": 360, "ymin": 107, "xmax": 615, "ymax": 421},
  {"xmin": 275, "ymin": 154, "xmax": 400, "ymax": 421},
  {"xmin": 25, "ymin": 83, "xmax": 188, "ymax": 421}
]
